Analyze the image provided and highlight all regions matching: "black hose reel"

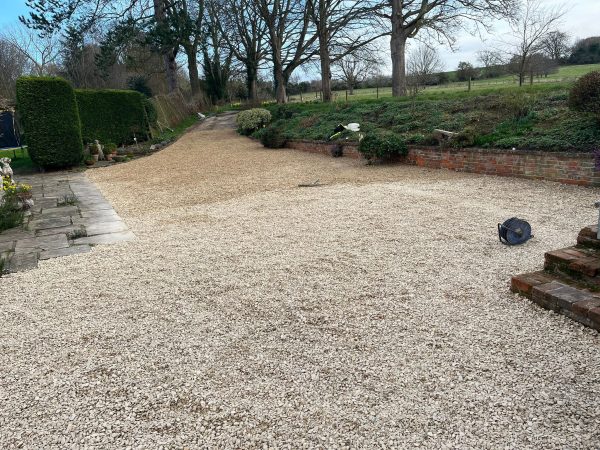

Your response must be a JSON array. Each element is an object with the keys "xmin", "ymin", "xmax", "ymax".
[{"xmin": 498, "ymin": 217, "xmax": 533, "ymax": 245}]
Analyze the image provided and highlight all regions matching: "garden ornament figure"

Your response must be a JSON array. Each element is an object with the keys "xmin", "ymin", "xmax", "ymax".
[
  {"xmin": 329, "ymin": 123, "xmax": 362, "ymax": 141},
  {"xmin": 0, "ymin": 157, "xmax": 13, "ymax": 183},
  {"xmin": 94, "ymin": 140, "xmax": 104, "ymax": 161}
]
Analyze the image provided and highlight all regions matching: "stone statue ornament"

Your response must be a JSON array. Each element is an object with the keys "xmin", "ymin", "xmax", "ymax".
[
  {"xmin": 0, "ymin": 157, "xmax": 14, "ymax": 183},
  {"xmin": 94, "ymin": 140, "xmax": 105, "ymax": 161}
]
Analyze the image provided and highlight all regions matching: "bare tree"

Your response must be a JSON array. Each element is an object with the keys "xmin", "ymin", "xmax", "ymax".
[
  {"xmin": 477, "ymin": 49, "xmax": 505, "ymax": 78},
  {"xmin": 333, "ymin": 45, "xmax": 381, "ymax": 94},
  {"xmin": 256, "ymin": 0, "xmax": 319, "ymax": 103},
  {"xmin": 0, "ymin": 38, "xmax": 29, "ymax": 101},
  {"xmin": 218, "ymin": 0, "xmax": 268, "ymax": 103},
  {"xmin": 306, "ymin": 0, "xmax": 383, "ymax": 102},
  {"xmin": 456, "ymin": 60, "xmax": 477, "ymax": 81},
  {"xmin": 406, "ymin": 43, "xmax": 444, "ymax": 95},
  {"xmin": 379, "ymin": 0, "xmax": 517, "ymax": 97},
  {"xmin": 540, "ymin": 30, "xmax": 570, "ymax": 63},
  {"xmin": 504, "ymin": 0, "xmax": 566, "ymax": 86},
  {"xmin": 0, "ymin": 23, "xmax": 60, "ymax": 76}
]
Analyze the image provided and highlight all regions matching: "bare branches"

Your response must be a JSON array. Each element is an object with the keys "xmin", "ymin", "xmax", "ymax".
[
  {"xmin": 0, "ymin": 23, "xmax": 61, "ymax": 77},
  {"xmin": 384, "ymin": 0, "xmax": 518, "ymax": 96},
  {"xmin": 406, "ymin": 43, "xmax": 444, "ymax": 95},
  {"xmin": 502, "ymin": 0, "xmax": 566, "ymax": 86}
]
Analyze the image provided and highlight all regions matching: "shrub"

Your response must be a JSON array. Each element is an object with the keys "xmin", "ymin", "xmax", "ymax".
[
  {"xmin": 75, "ymin": 89, "xmax": 150, "ymax": 145},
  {"xmin": 258, "ymin": 125, "xmax": 287, "ymax": 148},
  {"xmin": 453, "ymin": 127, "xmax": 477, "ymax": 147},
  {"xmin": 143, "ymin": 98, "xmax": 158, "ymax": 128},
  {"xmin": 272, "ymin": 104, "xmax": 294, "ymax": 120},
  {"xmin": 569, "ymin": 71, "xmax": 600, "ymax": 119},
  {"xmin": 236, "ymin": 108, "xmax": 271, "ymax": 135},
  {"xmin": 16, "ymin": 76, "xmax": 83, "ymax": 169},
  {"xmin": 358, "ymin": 131, "xmax": 408, "ymax": 161},
  {"xmin": 127, "ymin": 75, "xmax": 153, "ymax": 97},
  {"xmin": 1, "ymin": 176, "xmax": 25, "ymax": 232}
]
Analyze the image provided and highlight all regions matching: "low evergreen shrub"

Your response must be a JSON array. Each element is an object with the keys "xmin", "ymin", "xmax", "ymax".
[
  {"xmin": 358, "ymin": 131, "xmax": 408, "ymax": 161},
  {"xmin": 569, "ymin": 71, "xmax": 600, "ymax": 121},
  {"xmin": 258, "ymin": 125, "xmax": 287, "ymax": 148},
  {"xmin": 16, "ymin": 76, "xmax": 83, "ymax": 169},
  {"xmin": 236, "ymin": 108, "xmax": 271, "ymax": 135}
]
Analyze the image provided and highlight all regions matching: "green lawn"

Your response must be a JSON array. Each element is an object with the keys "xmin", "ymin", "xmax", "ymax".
[
  {"xmin": 289, "ymin": 64, "xmax": 600, "ymax": 103},
  {"xmin": 0, "ymin": 147, "xmax": 35, "ymax": 173}
]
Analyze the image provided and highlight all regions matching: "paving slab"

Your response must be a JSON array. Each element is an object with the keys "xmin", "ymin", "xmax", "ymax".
[
  {"xmin": 36, "ymin": 225, "xmax": 86, "ymax": 237},
  {"xmin": 82, "ymin": 221, "xmax": 128, "ymax": 236},
  {"xmin": 0, "ymin": 229, "xmax": 34, "ymax": 243},
  {"xmin": 7, "ymin": 252, "xmax": 38, "ymax": 272},
  {"xmin": 35, "ymin": 197, "xmax": 59, "ymax": 208},
  {"xmin": 39, "ymin": 205, "xmax": 80, "ymax": 218},
  {"xmin": 28, "ymin": 216, "xmax": 73, "ymax": 230},
  {"xmin": 40, "ymin": 244, "xmax": 92, "ymax": 260},
  {"xmin": 0, "ymin": 170, "xmax": 134, "ymax": 273},
  {"xmin": 0, "ymin": 240, "xmax": 15, "ymax": 253},
  {"xmin": 15, "ymin": 234, "xmax": 69, "ymax": 252},
  {"xmin": 78, "ymin": 202, "xmax": 114, "ymax": 212},
  {"xmin": 73, "ymin": 230, "xmax": 135, "ymax": 245},
  {"xmin": 80, "ymin": 210, "xmax": 121, "ymax": 220}
]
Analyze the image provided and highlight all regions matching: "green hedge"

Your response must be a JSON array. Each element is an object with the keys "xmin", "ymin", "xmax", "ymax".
[
  {"xmin": 16, "ymin": 76, "xmax": 83, "ymax": 169},
  {"xmin": 75, "ymin": 89, "xmax": 150, "ymax": 145}
]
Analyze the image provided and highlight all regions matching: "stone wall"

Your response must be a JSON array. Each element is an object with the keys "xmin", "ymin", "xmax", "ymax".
[{"xmin": 285, "ymin": 140, "xmax": 600, "ymax": 187}]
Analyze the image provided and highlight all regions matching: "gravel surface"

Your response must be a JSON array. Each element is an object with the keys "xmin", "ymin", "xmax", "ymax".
[{"xmin": 1, "ymin": 120, "xmax": 599, "ymax": 448}]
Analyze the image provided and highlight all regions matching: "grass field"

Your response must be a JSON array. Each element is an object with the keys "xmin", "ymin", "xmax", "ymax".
[{"xmin": 288, "ymin": 63, "xmax": 600, "ymax": 103}]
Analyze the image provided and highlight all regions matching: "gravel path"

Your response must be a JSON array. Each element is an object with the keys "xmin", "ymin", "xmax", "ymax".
[{"xmin": 1, "ymin": 119, "xmax": 599, "ymax": 448}]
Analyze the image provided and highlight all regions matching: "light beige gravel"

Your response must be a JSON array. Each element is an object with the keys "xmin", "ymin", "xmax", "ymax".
[{"xmin": 1, "ymin": 121, "xmax": 599, "ymax": 448}]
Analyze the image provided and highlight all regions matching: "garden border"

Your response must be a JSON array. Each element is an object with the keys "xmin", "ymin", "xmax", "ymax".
[{"xmin": 285, "ymin": 140, "xmax": 600, "ymax": 187}]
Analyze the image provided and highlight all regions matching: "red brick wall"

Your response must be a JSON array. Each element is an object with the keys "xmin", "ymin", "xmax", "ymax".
[{"xmin": 285, "ymin": 140, "xmax": 600, "ymax": 187}]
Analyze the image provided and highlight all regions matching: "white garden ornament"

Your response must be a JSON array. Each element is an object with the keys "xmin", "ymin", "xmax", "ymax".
[
  {"xmin": 0, "ymin": 157, "xmax": 13, "ymax": 183},
  {"xmin": 329, "ymin": 123, "xmax": 363, "ymax": 141}
]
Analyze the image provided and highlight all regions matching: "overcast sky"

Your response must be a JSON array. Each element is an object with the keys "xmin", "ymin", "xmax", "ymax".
[{"xmin": 2, "ymin": 0, "xmax": 599, "ymax": 74}]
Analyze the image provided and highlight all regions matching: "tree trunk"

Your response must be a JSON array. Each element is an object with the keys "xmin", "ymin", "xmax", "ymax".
[
  {"xmin": 390, "ymin": 0, "xmax": 407, "ymax": 97},
  {"xmin": 185, "ymin": 45, "xmax": 201, "ymax": 96},
  {"xmin": 165, "ymin": 50, "xmax": 178, "ymax": 93},
  {"xmin": 154, "ymin": 0, "xmax": 178, "ymax": 93},
  {"xmin": 274, "ymin": 66, "xmax": 287, "ymax": 103},
  {"xmin": 246, "ymin": 65, "xmax": 258, "ymax": 104},
  {"xmin": 318, "ymin": 27, "xmax": 332, "ymax": 103}
]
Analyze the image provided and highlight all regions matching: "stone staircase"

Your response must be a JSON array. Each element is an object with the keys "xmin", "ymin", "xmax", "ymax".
[{"xmin": 511, "ymin": 225, "xmax": 600, "ymax": 331}]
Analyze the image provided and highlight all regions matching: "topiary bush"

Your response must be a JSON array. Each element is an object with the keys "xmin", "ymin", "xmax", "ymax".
[
  {"xmin": 358, "ymin": 131, "xmax": 408, "ymax": 161},
  {"xmin": 569, "ymin": 71, "xmax": 600, "ymax": 121},
  {"xmin": 257, "ymin": 125, "xmax": 287, "ymax": 148},
  {"xmin": 75, "ymin": 89, "xmax": 150, "ymax": 145},
  {"xmin": 16, "ymin": 76, "xmax": 83, "ymax": 169},
  {"xmin": 236, "ymin": 108, "xmax": 271, "ymax": 135}
]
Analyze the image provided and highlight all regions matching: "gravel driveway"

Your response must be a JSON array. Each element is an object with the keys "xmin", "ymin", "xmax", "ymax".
[{"xmin": 1, "ymin": 119, "xmax": 599, "ymax": 448}]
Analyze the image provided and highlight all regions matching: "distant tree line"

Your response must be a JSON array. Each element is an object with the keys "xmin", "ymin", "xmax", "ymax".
[{"xmin": 0, "ymin": 0, "xmax": 597, "ymax": 105}]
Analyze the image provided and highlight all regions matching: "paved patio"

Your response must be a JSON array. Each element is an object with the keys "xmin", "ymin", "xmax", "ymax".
[{"xmin": 1, "ymin": 171, "xmax": 134, "ymax": 273}]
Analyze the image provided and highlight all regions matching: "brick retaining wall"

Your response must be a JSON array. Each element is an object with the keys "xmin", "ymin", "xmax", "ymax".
[{"xmin": 286, "ymin": 140, "xmax": 600, "ymax": 187}]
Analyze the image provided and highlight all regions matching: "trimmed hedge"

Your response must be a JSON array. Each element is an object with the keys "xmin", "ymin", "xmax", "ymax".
[
  {"xmin": 16, "ymin": 76, "xmax": 83, "ymax": 169},
  {"xmin": 75, "ymin": 89, "xmax": 150, "ymax": 145}
]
